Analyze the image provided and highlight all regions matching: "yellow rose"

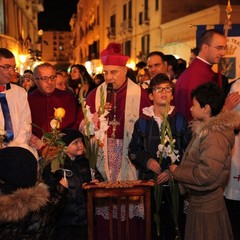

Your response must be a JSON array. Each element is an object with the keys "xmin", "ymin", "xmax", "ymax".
[
  {"xmin": 54, "ymin": 107, "xmax": 66, "ymax": 119},
  {"xmin": 50, "ymin": 119, "xmax": 60, "ymax": 129}
]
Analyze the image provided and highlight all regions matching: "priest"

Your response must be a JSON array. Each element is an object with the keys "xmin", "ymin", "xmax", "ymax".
[
  {"xmin": 86, "ymin": 42, "xmax": 151, "ymax": 181},
  {"xmin": 84, "ymin": 43, "xmax": 151, "ymax": 239}
]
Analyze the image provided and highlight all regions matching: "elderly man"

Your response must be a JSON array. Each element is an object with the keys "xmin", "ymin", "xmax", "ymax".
[
  {"xmin": 28, "ymin": 62, "xmax": 77, "ymax": 141},
  {"xmin": 0, "ymin": 48, "xmax": 32, "ymax": 147},
  {"xmin": 84, "ymin": 43, "xmax": 151, "ymax": 239},
  {"xmin": 175, "ymin": 29, "xmax": 227, "ymax": 120},
  {"xmin": 86, "ymin": 43, "xmax": 151, "ymax": 181}
]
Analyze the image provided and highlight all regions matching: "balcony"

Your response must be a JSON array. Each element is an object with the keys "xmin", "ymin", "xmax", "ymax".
[{"xmin": 107, "ymin": 27, "xmax": 116, "ymax": 40}]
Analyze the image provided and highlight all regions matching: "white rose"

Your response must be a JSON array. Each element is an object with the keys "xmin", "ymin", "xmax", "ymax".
[{"xmin": 50, "ymin": 119, "xmax": 60, "ymax": 129}]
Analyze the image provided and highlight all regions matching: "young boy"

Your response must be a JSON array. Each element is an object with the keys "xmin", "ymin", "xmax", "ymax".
[
  {"xmin": 170, "ymin": 82, "xmax": 240, "ymax": 240},
  {"xmin": 43, "ymin": 128, "xmax": 103, "ymax": 240},
  {"xmin": 128, "ymin": 73, "xmax": 191, "ymax": 239}
]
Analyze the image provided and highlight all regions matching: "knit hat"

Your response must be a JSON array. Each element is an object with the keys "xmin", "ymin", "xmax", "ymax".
[
  {"xmin": 100, "ymin": 43, "xmax": 129, "ymax": 66},
  {"xmin": 0, "ymin": 147, "xmax": 37, "ymax": 190},
  {"xmin": 61, "ymin": 128, "xmax": 84, "ymax": 146}
]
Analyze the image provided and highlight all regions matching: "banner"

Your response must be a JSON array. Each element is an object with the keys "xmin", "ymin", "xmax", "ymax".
[{"xmin": 220, "ymin": 37, "xmax": 239, "ymax": 82}]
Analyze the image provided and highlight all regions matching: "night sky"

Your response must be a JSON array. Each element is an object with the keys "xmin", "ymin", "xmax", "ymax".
[{"xmin": 38, "ymin": 0, "xmax": 79, "ymax": 31}]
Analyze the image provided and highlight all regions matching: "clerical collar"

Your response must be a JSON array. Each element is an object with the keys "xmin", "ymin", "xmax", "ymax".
[{"xmin": 196, "ymin": 56, "xmax": 212, "ymax": 66}]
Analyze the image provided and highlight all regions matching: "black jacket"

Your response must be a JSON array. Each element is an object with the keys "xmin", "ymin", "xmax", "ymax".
[
  {"xmin": 43, "ymin": 155, "xmax": 103, "ymax": 229},
  {"xmin": 0, "ymin": 182, "xmax": 67, "ymax": 240},
  {"xmin": 128, "ymin": 110, "xmax": 191, "ymax": 180}
]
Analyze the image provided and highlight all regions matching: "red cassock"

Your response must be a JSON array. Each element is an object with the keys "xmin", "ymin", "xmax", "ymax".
[
  {"xmin": 175, "ymin": 58, "xmax": 218, "ymax": 121},
  {"xmin": 28, "ymin": 88, "xmax": 78, "ymax": 139}
]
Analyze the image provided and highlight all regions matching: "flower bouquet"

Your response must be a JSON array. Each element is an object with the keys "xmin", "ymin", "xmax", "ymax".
[
  {"xmin": 154, "ymin": 103, "xmax": 181, "ymax": 239},
  {"xmin": 79, "ymin": 87, "xmax": 109, "ymax": 178},
  {"xmin": 37, "ymin": 107, "xmax": 67, "ymax": 178}
]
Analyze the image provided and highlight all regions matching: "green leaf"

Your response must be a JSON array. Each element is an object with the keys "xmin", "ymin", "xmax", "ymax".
[
  {"xmin": 51, "ymin": 158, "xmax": 61, "ymax": 173},
  {"xmin": 43, "ymin": 132, "xmax": 53, "ymax": 140}
]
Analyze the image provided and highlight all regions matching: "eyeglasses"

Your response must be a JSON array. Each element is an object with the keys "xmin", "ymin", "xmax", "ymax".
[
  {"xmin": 0, "ymin": 65, "xmax": 18, "ymax": 72},
  {"xmin": 153, "ymin": 86, "xmax": 173, "ymax": 93},
  {"xmin": 35, "ymin": 75, "xmax": 57, "ymax": 82},
  {"xmin": 207, "ymin": 45, "xmax": 227, "ymax": 51}
]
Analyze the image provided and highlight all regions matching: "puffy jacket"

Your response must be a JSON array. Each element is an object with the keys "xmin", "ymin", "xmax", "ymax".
[{"xmin": 0, "ymin": 182, "xmax": 67, "ymax": 240}]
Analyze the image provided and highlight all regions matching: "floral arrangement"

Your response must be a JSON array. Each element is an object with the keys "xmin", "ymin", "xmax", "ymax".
[
  {"xmin": 79, "ymin": 86, "xmax": 109, "ymax": 170},
  {"xmin": 39, "ymin": 107, "xmax": 67, "ymax": 176},
  {"xmin": 154, "ymin": 103, "xmax": 181, "ymax": 239},
  {"xmin": 0, "ymin": 128, "xmax": 6, "ymax": 149}
]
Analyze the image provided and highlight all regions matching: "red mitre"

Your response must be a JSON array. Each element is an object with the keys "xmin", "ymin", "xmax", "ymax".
[{"xmin": 100, "ymin": 43, "xmax": 129, "ymax": 66}]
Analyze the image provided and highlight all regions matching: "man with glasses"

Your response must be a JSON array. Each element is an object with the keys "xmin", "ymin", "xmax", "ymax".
[
  {"xmin": 175, "ymin": 29, "xmax": 227, "ymax": 121},
  {"xmin": 28, "ymin": 62, "xmax": 77, "ymax": 141},
  {"xmin": 0, "ymin": 48, "xmax": 32, "ymax": 147},
  {"xmin": 128, "ymin": 73, "xmax": 190, "ymax": 239}
]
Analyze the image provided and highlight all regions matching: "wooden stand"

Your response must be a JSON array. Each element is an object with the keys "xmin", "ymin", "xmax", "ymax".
[{"xmin": 83, "ymin": 180, "xmax": 154, "ymax": 240}]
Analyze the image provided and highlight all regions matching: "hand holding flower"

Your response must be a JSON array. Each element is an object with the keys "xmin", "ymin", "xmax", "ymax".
[
  {"xmin": 156, "ymin": 171, "xmax": 171, "ymax": 184},
  {"xmin": 147, "ymin": 158, "xmax": 161, "ymax": 175},
  {"xmin": 59, "ymin": 177, "xmax": 69, "ymax": 188},
  {"xmin": 169, "ymin": 164, "xmax": 178, "ymax": 175}
]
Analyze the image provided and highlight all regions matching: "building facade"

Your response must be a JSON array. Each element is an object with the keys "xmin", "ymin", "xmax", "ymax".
[
  {"xmin": 0, "ymin": 0, "xmax": 43, "ymax": 72},
  {"xmin": 41, "ymin": 31, "xmax": 73, "ymax": 70},
  {"xmin": 70, "ymin": 0, "xmax": 240, "ymax": 74}
]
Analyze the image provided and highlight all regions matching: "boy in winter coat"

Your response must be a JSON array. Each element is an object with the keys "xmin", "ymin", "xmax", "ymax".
[
  {"xmin": 43, "ymin": 128, "xmax": 103, "ymax": 240},
  {"xmin": 170, "ymin": 82, "xmax": 240, "ymax": 240}
]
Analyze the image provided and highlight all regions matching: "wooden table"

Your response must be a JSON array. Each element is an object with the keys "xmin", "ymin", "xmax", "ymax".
[{"xmin": 83, "ymin": 180, "xmax": 154, "ymax": 240}]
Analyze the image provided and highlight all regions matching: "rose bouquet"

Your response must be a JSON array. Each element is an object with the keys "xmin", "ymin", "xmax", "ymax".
[{"xmin": 38, "ymin": 107, "xmax": 67, "ymax": 176}]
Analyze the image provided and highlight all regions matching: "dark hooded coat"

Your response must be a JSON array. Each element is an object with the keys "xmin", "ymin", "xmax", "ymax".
[{"xmin": 0, "ymin": 182, "xmax": 67, "ymax": 240}]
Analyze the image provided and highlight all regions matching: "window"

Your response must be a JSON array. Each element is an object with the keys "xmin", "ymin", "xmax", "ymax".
[
  {"xmin": 128, "ymin": 0, "xmax": 132, "ymax": 29},
  {"xmin": 110, "ymin": 14, "xmax": 116, "ymax": 35},
  {"xmin": 0, "ymin": 0, "xmax": 5, "ymax": 33},
  {"xmin": 155, "ymin": 0, "xmax": 159, "ymax": 11},
  {"xmin": 144, "ymin": 0, "xmax": 149, "ymax": 21},
  {"xmin": 123, "ymin": 4, "xmax": 127, "ymax": 21},
  {"xmin": 139, "ymin": 12, "xmax": 143, "ymax": 25},
  {"xmin": 141, "ymin": 34, "xmax": 150, "ymax": 56},
  {"xmin": 123, "ymin": 40, "xmax": 131, "ymax": 57}
]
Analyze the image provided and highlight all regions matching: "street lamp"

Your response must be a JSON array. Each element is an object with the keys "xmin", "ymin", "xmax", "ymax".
[{"xmin": 19, "ymin": 54, "xmax": 27, "ymax": 75}]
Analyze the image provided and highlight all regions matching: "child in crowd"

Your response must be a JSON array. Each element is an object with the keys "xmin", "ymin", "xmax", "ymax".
[
  {"xmin": 0, "ymin": 146, "xmax": 68, "ymax": 240},
  {"xmin": 128, "ymin": 73, "xmax": 191, "ymax": 239},
  {"xmin": 170, "ymin": 82, "xmax": 240, "ymax": 240},
  {"xmin": 19, "ymin": 71, "xmax": 36, "ymax": 94},
  {"xmin": 43, "ymin": 128, "xmax": 103, "ymax": 240}
]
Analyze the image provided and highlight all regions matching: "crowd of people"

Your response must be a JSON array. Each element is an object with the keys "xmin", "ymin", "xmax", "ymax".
[{"xmin": 0, "ymin": 28, "xmax": 240, "ymax": 240}]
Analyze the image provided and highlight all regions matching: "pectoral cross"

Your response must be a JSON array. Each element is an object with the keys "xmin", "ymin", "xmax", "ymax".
[
  {"xmin": 109, "ymin": 115, "xmax": 120, "ymax": 138},
  {"xmin": 233, "ymin": 175, "xmax": 240, "ymax": 182}
]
